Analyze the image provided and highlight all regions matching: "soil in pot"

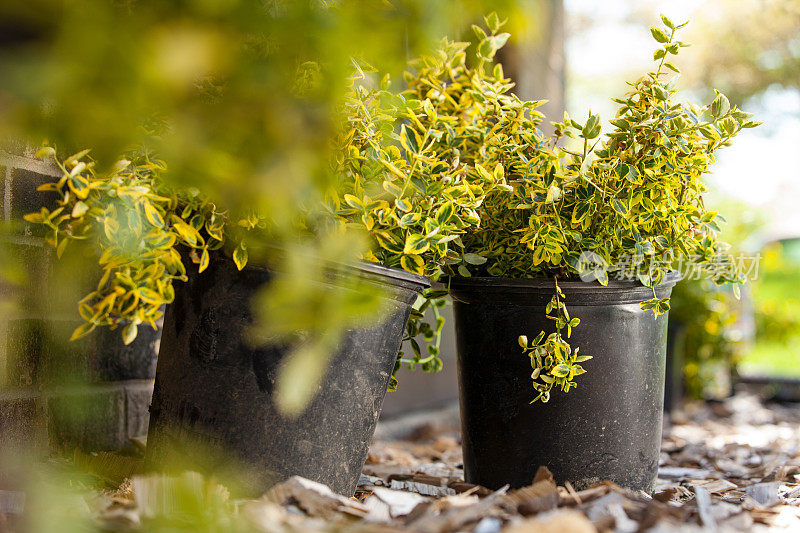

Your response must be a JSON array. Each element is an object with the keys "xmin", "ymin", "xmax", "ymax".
[
  {"xmin": 450, "ymin": 273, "xmax": 680, "ymax": 493},
  {"xmin": 145, "ymin": 255, "xmax": 428, "ymax": 497}
]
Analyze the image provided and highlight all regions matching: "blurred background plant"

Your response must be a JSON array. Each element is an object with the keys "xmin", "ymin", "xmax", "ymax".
[
  {"xmin": 567, "ymin": 0, "xmax": 800, "ymax": 398},
  {"xmin": 669, "ymin": 197, "xmax": 766, "ymax": 398},
  {"xmin": 742, "ymin": 238, "xmax": 800, "ymax": 379}
]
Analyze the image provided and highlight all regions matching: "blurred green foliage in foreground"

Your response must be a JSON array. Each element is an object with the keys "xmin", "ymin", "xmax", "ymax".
[{"xmin": 0, "ymin": 0, "xmax": 537, "ymax": 410}]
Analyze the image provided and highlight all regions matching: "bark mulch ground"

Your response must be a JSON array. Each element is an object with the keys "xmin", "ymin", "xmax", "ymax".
[{"xmin": 2, "ymin": 391, "xmax": 800, "ymax": 531}]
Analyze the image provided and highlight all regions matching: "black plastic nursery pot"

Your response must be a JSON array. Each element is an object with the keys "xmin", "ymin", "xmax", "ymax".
[
  {"xmin": 450, "ymin": 273, "xmax": 681, "ymax": 494},
  {"xmin": 145, "ymin": 255, "xmax": 428, "ymax": 497}
]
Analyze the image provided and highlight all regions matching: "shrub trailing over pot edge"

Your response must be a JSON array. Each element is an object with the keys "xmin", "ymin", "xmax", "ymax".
[{"xmin": 455, "ymin": 14, "xmax": 760, "ymax": 402}]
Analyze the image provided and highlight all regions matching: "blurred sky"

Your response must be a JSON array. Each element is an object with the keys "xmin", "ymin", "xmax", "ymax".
[{"xmin": 564, "ymin": 0, "xmax": 800, "ymax": 243}]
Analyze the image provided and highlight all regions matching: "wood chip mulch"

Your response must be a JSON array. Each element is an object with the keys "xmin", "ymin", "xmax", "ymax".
[{"xmin": 3, "ymin": 391, "xmax": 799, "ymax": 531}]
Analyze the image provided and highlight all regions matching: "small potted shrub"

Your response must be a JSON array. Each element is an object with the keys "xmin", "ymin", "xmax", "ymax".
[
  {"xmin": 24, "ymin": 23, "xmax": 515, "ymax": 494},
  {"xmin": 427, "ymin": 15, "xmax": 758, "ymax": 492},
  {"xmin": 26, "ymin": 147, "xmax": 435, "ymax": 495}
]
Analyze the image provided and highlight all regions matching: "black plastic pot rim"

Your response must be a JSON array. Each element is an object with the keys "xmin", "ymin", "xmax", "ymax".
[
  {"xmin": 448, "ymin": 271, "xmax": 682, "ymax": 306},
  {"xmin": 212, "ymin": 247, "xmax": 430, "ymax": 295}
]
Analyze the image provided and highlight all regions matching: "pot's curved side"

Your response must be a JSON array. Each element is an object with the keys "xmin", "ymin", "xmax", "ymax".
[
  {"xmin": 145, "ymin": 257, "xmax": 427, "ymax": 497},
  {"xmin": 451, "ymin": 276, "xmax": 678, "ymax": 493}
]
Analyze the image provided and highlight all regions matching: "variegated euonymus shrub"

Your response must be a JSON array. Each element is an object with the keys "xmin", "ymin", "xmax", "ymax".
[
  {"xmin": 460, "ymin": 15, "xmax": 760, "ymax": 402},
  {"xmin": 330, "ymin": 14, "xmax": 544, "ymax": 388},
  {"xmin": 24, "ymin": 148, "xmax": 254, "ymax": 344}
]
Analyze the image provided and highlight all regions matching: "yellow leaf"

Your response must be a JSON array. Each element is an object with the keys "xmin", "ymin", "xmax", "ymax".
[
  {"xmin": 70, "ymin": 322, "xmax": 96, "ymax": 341},
  {"xmin": 72, "ymin": 201, "xmax": 89, "ymax": 218},
  {"xmin": 56, "ymin": 237, "xmax": 69, "ymax": 258},
  {"xmin": 143, "ymin": 201, "xmax": 165, "ymax": 227},
  {"xmin": 69, "ymin": 161, "xmax": 86, "ymax": 177},
  {"xmin": 403, "ymin": 233, "xmax": 429, "ymax": 255},
  {"xmin": 400, "ymin": 254, "xmax": 424, "ymax": 275},
  {"xmin": 233, "ymin": 243, "xmax": 248, "ymax": 271},
  {"xmin": 173, "ymin": 221, "xmax": 201, "ymax": 246},
  {"xmin": 136, "ymin": 287, "xmax": 162, "ymax": 304},
  {"xmin": 343, "ymin": 194, "xmax": 363, "ymax": 209},
  {"xmin": 35, "ymin": 146, "xmax": 56, "ymax": 159},
  {"xmin": 199, "ymin": 248, "xmax": 210, "ymax": 273},
  {"xmin": 36, "ymin": 182, "xmax": 60, "ymax": 192},
  {"xmin": 122, "ymin": 322, "xmax": 138, "ymax": 345}
]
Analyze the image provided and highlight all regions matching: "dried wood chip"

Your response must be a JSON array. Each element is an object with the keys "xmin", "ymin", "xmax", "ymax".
[
  {"xmin": 719, "ymin": 511, "xmax": 754, "ymax": 530},
  {"xmin": 658, "ymin": 466, "xmax": 713, "ymax": 480},
  {"xmin": 693, "ymin": 485, "xmax": 716, "ymax": 529},
  {"xmin": 714, "ymin": 458, "xmax": 751, "ymax": 478},
  {"xmin": 745, "ymin": 481, "xmax": 781, "ymax": 507},
  {"xmin": 653, "ymin": 487, "xmax": 679, "ymax": 503},
  {"xmin": 388, "ymin": 479, "xmax": 456, "ymax": 497},
  {"xmin": 447, "ymin": 482, "xmax": 492, "ymax": 497},
  {"xmin": 264, "ymin": 476, "xmax": 368, "ymax": 520},
  {"xmin": 414, "ymin": 463, "xmax": 464, "ymax": 480},
  {"xmin": 365, "ymin": 487, "xmax": 426, "ymax": 518},
  {"xmin": 358, "ymin": 474, "xmax": 386, "ymax": 487},
  {"xmin": 606, "ymin": 503, "xmax": 639, "ymax": 533},
  {"xmin": 431, "ymin": 436, "xmax": 458, "ymax": 453},
  {"xmin": 582, "ymin": 492, "xmax": 641, "ymax": 525},
  {"xmin": 406, "ymin": 485, "xmax": 509, "ymax": 533},
  {"xmin": 503, "ymin": 509, "xmax": 596, "ymax": 533},
  {"xmin": 533, "ymin": 466, "xmax": 554, "ymax": 483},
  {"xmin": 559, "ymin": 483, "xmax": 613, "ymax": 506},
  {"xmin": 506, "ymin": 479, "xmax": 559, "ymax": 515},
  {"xmin": 690, "ymin": 479, "xmax": 737, "ymax": 494}
]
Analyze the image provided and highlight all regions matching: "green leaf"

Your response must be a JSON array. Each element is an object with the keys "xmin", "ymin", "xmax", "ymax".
[
  {"xmin": 660, "ymin": 14, "xmax": 676, "ymax": 30},
  {"xmin": 611, "ymin": 198, "xmax": 628, "ymax": 215},
  {"xmin": 396, "ymin": 198, "xmax": 412, "ymax": 212},
  {"xmin": 400, "ymin": 124, "xmax": 419, "ymax": 154},
  {"xmin": 711, "ymin": 93, "xmax": 730, "ymax": 118},
  {"xmin": 625, "ymin": 165, "xmax": 639, "ymax": 183},
  {"xmin": 582, "ymin": 113, "xmax": 601, "ymax": 139},
  {"xmin": 436, "ymin": 202, "xmax": 454, "ymax": 224},
  {"xmin": 463, "ymin": 253, "xmax": 487, "ymax": 265},
  {"xmin": 650, "ymin": 26, "xmax": 670, "ymax": 43},
  {"xmin": 399, "ymin": 212, "xmax": 422, "ymax": 228},
  {"xmin": 485, "ymin": 12, "xmax": 501, "ymax": 33}
]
